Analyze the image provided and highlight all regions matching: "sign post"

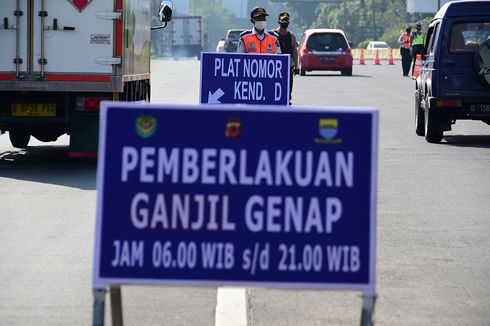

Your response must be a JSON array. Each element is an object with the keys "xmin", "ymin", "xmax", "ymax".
[
  {"xmin": 92, "ymin": 103, "xmax": 378, "ymax": 325},
  {"xmin": 200, "ymin": 52, "xmax": 290, "ymax": 106}
]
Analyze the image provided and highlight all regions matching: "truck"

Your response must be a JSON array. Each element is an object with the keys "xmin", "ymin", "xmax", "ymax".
[
  {"xmin": 0, "ymin": 0, "xmax": 172, "ymax": 157},
  {"xmin": 170, "ymin": 16, "xmax": 202, "ymax": 60}
]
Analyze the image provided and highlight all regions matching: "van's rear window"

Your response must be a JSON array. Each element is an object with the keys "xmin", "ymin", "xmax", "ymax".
[{"xmin": 449, "ymin": 22, "xmax": 490, "ymax": 53}]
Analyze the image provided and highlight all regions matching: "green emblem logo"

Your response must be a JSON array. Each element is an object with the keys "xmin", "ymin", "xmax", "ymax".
[{"xmin": 135, "ymin": 115, "xmax": 157, "ymax": 138}]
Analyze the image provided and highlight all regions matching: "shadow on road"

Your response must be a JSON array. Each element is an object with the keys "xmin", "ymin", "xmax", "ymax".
[
  {"xmin": 0, "ymin": 146, "xmax": 97, "ymax": 190},
  {"xmin": 442, "ymin": 135, "xmax": 490, "ymax": 148}
]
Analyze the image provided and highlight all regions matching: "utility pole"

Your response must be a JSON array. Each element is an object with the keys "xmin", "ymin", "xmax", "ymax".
[
  {"xmin": 372, "ymin": 0, "xmax": 376, "ymax": 40},
  {"xmin": 344, "ymin": 0, "xmax": 347, "ymax": 31}
]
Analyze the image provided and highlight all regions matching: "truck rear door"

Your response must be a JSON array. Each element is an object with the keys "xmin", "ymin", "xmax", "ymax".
[
  {"xmin": 0, "ymin": 0, "xmax": 115, "ymax": 78},
  {"xmin": 0, "ymin": 0, "xmax": 28, "ymax": 76},
  {"xmin": 33, "ymin": 0, "xmax": 114, "ymax": 74}
]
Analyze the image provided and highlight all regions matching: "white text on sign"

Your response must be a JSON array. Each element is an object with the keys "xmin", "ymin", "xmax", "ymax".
[{"xmin": 214, "ymin": 57, "xmax": 284, "ymax": 102}]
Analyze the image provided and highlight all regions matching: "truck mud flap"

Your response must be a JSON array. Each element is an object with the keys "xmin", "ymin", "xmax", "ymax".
[{"xmin": 69, "ymin": 114, "xmax": 99, "ymax": 158}]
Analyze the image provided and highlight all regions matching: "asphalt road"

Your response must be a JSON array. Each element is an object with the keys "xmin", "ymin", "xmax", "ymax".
[{"xmin": 0, "ymin": 58, "xmax": 489, "ymax": 326}]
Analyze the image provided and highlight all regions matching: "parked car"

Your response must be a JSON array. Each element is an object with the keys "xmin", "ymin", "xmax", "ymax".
[
  {"xmin": 366, "ymin": 41, "xmax": 389, "ymax": 51},
  {"xmin": 298, "ymin": 29, "xmax": 353, "ymax": 76},
  {"xmin": 414, "ymin": 0, "xmax": 490, "ymax": 143},
  {"xmin": 223, "ymin": 29, "xmax": 245, "ymax": 52}
]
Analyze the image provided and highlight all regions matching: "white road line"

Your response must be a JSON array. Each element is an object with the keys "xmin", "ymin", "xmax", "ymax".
[{"xmin": 215, "ymin": 287, "xmax": 248, "ymax": 326}]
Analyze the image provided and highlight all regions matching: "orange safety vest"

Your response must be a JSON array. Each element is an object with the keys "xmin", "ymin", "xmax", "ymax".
[
  {"xmin": 401, "ymin": 33, "xmax": 410, "ymax": 48},
  {"xmin": 242, "ymin": 32, "xmax": 278, "ymax": 54}
]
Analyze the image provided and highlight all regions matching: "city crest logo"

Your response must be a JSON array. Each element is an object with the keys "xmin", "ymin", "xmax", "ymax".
[
  {"xmin": 315, "ymin": 119, "xmax": 342, "ymax": 144},
  {"xmin": 135, "ymin": 115, "xmax": 157, "ymax": 139},
  {"xmin": 68, "ymin": 0, "xmax": 93, "ymax": 12}
]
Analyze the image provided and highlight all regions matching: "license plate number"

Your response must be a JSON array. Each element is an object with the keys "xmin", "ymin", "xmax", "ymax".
[
  {"xmin": 12, "ymin": 103, "xmax": 56, "ymax": 117},
  {"xmin": 469, "ymin": 104, "xmax": 490, "ymax": 116},
  {"xmin": 320, "ymin": 57, "xmax": 335, "ymax": 62}
]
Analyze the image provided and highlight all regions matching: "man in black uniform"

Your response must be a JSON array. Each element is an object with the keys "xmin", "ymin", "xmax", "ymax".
[{"xmin": 273, "ymin": 12, "xmax": 298, "ymax": 105}]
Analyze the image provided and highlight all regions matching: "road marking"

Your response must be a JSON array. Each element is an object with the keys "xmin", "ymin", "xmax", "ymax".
[{"xmin": 215, "ymin": 287, "xmax": 247, "ymax": 326}]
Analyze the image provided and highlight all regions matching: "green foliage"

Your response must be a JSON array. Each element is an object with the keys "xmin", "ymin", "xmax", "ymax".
[
  {"xmin": 357, "ymin": 39, "xmax": 373, "ymax": 49},
  {"xmin": 149, "ymin": 0, "xmax": 439, "ymax": 54},
  {"xmin": 282, "ymin": 2, "xmax": 320, "ymax": 30}
]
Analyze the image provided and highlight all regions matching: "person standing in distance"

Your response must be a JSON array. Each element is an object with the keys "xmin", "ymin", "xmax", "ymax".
[
  {"xmin": 236, "ymin": 7, "xmax": 281, "ymax": 54},
  {"xmin": 398, "ymin": 25, "xmax": 412, "ymax": 76},
  {"xmin": 274, "ymin": 12, "xmax": 298, "ymax": 104},
  {"xmin": 410, "ymin": 22, "xmax": 425, "ymax": 76}
]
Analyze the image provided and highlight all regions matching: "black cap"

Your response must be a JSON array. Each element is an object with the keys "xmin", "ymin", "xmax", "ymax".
[
  {"xmin": 250, "ymin": 7, "xmax": 268, "ymax": 19},
  {"xmin": 278, "ymin": 12, "xmax": 290, "ymax": 22}
]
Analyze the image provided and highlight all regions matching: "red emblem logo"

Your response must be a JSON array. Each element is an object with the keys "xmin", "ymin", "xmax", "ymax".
[
  {"xmin": 69, "ymin": 0, "xmax": 92, "ymax": 12},
  {"xmin": 225, "ymin": 119, "xmax": 241, "ymax": 139}
]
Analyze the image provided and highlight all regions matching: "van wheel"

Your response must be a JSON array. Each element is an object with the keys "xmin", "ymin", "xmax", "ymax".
[
  {"xmin": 424, "ymin": 106, "xmax": 443, "ymax": 143},
  {"xmin": 415, "ymin": 90, "xmax": 425, "ymax": 136},
  {"xmin": 9, "ymin": 130, "xmax": 31, "ymax": 148}
]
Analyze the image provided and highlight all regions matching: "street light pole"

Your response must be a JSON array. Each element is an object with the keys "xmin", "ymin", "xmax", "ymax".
[
  {"xmin": 344, "ymin": 0, "xmax": 347, "ymax": 31},
  {"xmin": 372, "ymin": 0, "xmax": 376, "ymax": 40}
]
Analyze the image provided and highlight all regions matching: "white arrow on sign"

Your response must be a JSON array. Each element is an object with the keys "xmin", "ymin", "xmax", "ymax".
[{"xmin": 208, "ymin": 88, "xmax": 225, "ymax": 104}]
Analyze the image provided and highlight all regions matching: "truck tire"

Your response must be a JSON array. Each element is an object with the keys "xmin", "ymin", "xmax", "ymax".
[
  {"xmin": 9, "ymin": 131, "xmax": 30, "ymax": 148},
  {"xmin": 424, "ymin": 105, "xmax": 443, "ymax": 143},
  {"xmin": 415, "ymin": 90, "xmax": 425, "ymax": 136}
]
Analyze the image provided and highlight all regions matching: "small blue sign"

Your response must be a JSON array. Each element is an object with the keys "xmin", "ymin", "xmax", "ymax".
[
  {"xmin": 200, "ymin": 52, "xmax": 290, "ymax": 105},
  {"xmin": 93, "ymin": 103, "xmax": 378, "ymax": 295}
]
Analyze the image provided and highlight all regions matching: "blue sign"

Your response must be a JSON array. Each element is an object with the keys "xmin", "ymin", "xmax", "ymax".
[
  {"xmin": 200, "ymin": 52, "xmax": 290, "ymax": 106},
  {"xmin": 93, "ymin": 103, "xmax": 378, "ymax": 295}
]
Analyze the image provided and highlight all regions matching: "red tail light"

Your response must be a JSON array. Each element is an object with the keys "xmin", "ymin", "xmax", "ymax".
[
  {"xmin": 345, "ymin": 48, "xmax": 352, "ymax": 54},
  {"xmin": 435, "ymin": 99, "xmax": 461, "ymax": 108},
  {"xmin": 76, "ymin": 96, "xmax": 111, "ymax": 112}
]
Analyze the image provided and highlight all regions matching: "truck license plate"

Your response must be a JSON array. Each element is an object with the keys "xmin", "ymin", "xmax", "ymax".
[
  {"xmin": 469, "ymin": 104, "xmax": 490, "ymax": 116},
  {"xmin": 11, "ymin": 103, "xmax": 56, "ymax": 117}
]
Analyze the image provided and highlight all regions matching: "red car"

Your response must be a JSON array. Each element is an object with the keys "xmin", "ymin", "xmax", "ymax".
[{"xmin": 298, "ymin": 29, "xmax": 353, "ymax": 76}]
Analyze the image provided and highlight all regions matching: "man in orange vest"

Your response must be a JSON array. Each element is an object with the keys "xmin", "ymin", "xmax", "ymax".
[
  {"xmin": 236, "ymin": 7, "xmax": 281, "ymax": 54},
  {"xmin": 398, "ymin": 25, "xmax": 412, "ymax": 76}
]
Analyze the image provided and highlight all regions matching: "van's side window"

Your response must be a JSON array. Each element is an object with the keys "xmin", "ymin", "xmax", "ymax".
[
  {"xmin": 450, "ymin": 22, "xmax": 490, "ymax": 54},
  {"xmin": 425, "ymin": 23, "xmax": 439, "ymax": 55}
]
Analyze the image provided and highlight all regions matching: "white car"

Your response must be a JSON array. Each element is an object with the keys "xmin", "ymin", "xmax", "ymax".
[
  {"xmin": 216, "ymin": 40, "xmax": 226, "ymax": 52},
  {"xmin": 366, "ymin": 41, "xmax": 389, "ymax": 51}
]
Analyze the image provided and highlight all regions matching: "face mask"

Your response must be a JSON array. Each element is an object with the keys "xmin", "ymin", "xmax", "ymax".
[
  {"xmin": 280, "ymin": 22, "xmax": 289, "ymax": 29},
  {"xmin": 254, "ymin": 21, "xmax": 266, "ymax": 31}
]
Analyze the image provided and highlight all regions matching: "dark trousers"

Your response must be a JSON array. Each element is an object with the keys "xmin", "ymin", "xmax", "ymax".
[
  {"xmin": 411, "ymin": 45, "xmax": 423, "ymax": 75},
  {"xmin": 289, "ymin": 68, "xmax": 294, "ymax": 103},
  {"xmin": 400, "ymin": 47, "xmax": 411, "ymax": 76}
]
